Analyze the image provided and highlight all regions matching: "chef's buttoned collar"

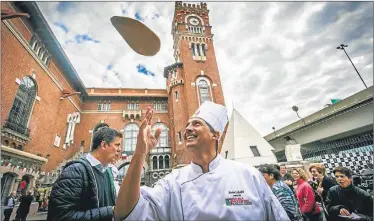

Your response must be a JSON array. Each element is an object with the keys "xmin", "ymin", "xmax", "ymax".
[{"xmin": 190, "ymin": 154, "xmax": 223, "ymax": 173}]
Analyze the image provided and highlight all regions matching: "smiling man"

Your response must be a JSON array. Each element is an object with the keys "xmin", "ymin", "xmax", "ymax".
[
  {"xmin": 48, "ymin": 127, "xmax": 122, "ymax": 221},
  {"xmin": 114, "ymin": 102, "xmax": 290, "ymax": 221}
]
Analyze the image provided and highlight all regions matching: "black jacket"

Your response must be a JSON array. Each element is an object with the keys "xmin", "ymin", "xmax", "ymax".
[
  {"xmin": 325, "ymin": 184, "xmax": 373, "ymax": 221},
  {"xmin": 47, "ymin": 158, "xmax": 115, "ymax": 221},
  {"xmin": 314, "ymin": 176, "xmax": 337, "ymax": 203},
  {"xmin": 320, "ymin": 176, "xmax": 337, "ymax": 203},
  {"xmin": 18, "ymin": 195, "xmax": 34, "ymax": 214}
]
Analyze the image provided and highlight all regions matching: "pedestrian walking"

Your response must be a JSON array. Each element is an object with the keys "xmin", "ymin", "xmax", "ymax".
[
  {"xmin": 15, "ymin": 190, "xmax": 34, "ymax": 221},
  {"xmin": 3, "ymin": 191, "xmax": 17, "ymax": 221},
  {"xmin": 114, "ymin": 102, "xmax": 290, "ymax": 221}
]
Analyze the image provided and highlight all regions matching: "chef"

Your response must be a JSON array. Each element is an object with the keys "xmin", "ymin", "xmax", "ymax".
[{"xmin": 114, "ymin": 102, "xmax": 290, "ymax": 221}]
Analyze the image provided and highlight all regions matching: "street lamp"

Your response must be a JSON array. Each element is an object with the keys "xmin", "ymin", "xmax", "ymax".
[
  {"xmin": 292, "ymin": 106, "xmax": 306, "ymax": 125},
  {"xmin": 337, "ymin": 44, "xmax": 368, "ymax": 89}
]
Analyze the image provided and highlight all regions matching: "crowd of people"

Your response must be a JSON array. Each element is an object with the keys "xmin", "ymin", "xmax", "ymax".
[
  {"xmin": 7, "ymin": 102, "xmax": 370, "ymax": 221},
  {"xmin": 258, "ymin": 163, "xmax": 373, "ymax": 221}
]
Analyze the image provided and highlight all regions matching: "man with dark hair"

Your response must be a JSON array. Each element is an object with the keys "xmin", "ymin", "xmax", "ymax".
[
  {"xmin": 325, "ymin": 166, "xmax": 373, "ymax": 221},
  {"xmin": 114, "ymin": 102, "xmax": 290, "ymax": 221},
  {"xmin": 47, "ymin": 127, "xmax": 122, "ymax": 221},
  {"xmin": 280, "ymin": 164, "xmax": 294, "ymax": 187},
  {"xmin": 259, "ymin": 164, "xmax": 299, "ymax": 221},
  {"xmin": 93, "ymin": 122, "xmax": 110, "ymax": 133}
]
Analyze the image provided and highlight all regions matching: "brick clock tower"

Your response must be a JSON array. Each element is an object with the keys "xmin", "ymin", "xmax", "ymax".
[{"xmin": 164, "ymin": 2, "xmax": 226, "ymax": 168}]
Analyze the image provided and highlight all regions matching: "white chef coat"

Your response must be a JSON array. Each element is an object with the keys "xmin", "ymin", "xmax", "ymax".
[{"xmin": 123, "ymin": 155, "xmax": 290, "ymax": 221}]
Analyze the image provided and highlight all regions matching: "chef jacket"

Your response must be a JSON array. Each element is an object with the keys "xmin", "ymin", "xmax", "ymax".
[{"xmin": 123, "ymin": 155, "xmax": 290, "ymax": 221}]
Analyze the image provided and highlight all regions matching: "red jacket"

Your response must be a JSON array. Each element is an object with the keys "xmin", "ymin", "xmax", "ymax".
[{"xmin": 295, "ymin": 179, "xmax": 321, "ymax": 215}]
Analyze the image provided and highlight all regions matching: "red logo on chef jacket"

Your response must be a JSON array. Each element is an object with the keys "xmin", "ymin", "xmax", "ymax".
[{"xmin": 225, "ymin": 197, "xmax": 252, "ymax": 206}]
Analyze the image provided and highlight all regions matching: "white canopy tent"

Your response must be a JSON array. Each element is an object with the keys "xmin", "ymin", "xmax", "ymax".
[{"xmin": 221, "ymin": 108, "xmax": 278, "ymax": 166}]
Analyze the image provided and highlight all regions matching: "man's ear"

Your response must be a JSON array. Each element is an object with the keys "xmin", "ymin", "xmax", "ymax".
[
  {"xmin": 213, "ymin": 131, "xmax": 220, "ymax": 140},
  {"xmin": 100, "ymin": 141, "xmax": 106, "ymax": 150}
]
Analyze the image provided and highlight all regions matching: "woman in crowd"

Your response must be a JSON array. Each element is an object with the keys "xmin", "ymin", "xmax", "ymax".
[
  {"xmin": 259, "ymin": 164, "xmax": 300, "ymax": 221},
  {"xmin": 309, "ymin": 164, "xmax": 337, "ymax": 220},
  {"xmin": 309, "ymin": 165, "xmax": 337, "ymax": 203},
  {"xmin": 292, "ymin": 168, "xmax": 323, "ymax": 221}
]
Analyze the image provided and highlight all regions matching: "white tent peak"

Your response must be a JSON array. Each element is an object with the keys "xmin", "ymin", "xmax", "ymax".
[{"xmin": 221, "ymin": 107, "xmax": 277, "ymax": 166}]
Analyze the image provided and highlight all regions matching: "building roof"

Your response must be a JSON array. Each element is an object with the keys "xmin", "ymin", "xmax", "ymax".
[
  {"xmin": 17, "ymin": 2, "xmax": 170, "ymax": 101},
  {"xmin": 264, "ymin": 86, "xmax": 373, "ymax": 142},
  {"xmin": 164, "ymin": 62, "xmax": 183, "ymax": 78},
  {"xmin": 16, "ymin": 2, "xmax": 89, "ymax": 98}
]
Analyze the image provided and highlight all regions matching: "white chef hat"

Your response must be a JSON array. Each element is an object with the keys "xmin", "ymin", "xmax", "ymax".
[{"xmin": 191, "ymin": 101, "xmax": 228, "ymax": 139}]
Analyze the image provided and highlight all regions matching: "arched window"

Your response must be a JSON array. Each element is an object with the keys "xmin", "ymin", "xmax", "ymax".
[
  {"xmin": 198, "ymin": 79, "xmax": 211, "ymax": 104},
  {"xmin": 191, "ymin": 43, "xmax": 196, "ymax": 56},
  {"xmin": 6, "ymin": 76, "xmax": 37, "ymax": 136},
  {"xmin": 159, "ymin": 156, "xmax": 164, "ymax": 169},
  {"xmin": 165, "ymin": 155, "xmax": 170, "ymax": 168},
  {"xmin": 151, "ymin": 123, "xmax": 169, "ymax": 147},
  {"xmin": 196, "ymin": 44, "xmax": 201, "ymax": 56},
  {"xmin": 202, "ymin": 44, "xmax": 206, "ymax": 56},
  {"xmin": 153, "ymin": 156, "xmax": 158, "ymax": 170},
  {"xmin": 123, "ymin": 123, "xmax": 139, "ymax": 153}
]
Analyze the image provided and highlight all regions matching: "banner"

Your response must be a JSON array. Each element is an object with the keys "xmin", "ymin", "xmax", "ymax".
[{"xmin": 285, "ymin": 144, "xmax": 303, "ymax": 162}]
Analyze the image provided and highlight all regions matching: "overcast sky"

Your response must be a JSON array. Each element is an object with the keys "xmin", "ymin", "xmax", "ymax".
[{"xmin": 37, "ymin": 2, "xmax": 373, "ymax": 136}]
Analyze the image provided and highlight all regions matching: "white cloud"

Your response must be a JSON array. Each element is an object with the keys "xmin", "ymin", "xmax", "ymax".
[{"xmin": 37, "ymin": 2, "xmax": 373, "ymax": 136}]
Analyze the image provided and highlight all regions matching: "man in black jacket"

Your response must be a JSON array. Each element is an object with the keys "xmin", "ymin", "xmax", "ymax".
[
  {"xmin": 47, "ymin": 127, "xmax": 122, "ymax": 221},
  {"xmin": 16, "ymin": 190, "xmax": 34, "ymax": 221},
  {"xmin": 325, "ymin": 166, "xmax": 373, "ymax": 221}
]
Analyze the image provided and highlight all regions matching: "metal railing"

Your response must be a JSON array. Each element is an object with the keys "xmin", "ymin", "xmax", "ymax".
[{"xmin": 4, "ymin": 119, "xmax": 30, "ymax": 137}]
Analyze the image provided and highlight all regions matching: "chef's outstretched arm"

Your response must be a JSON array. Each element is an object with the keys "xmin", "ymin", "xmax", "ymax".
[{"xmin": 114, "ymin": 108, "xmax": 161, "ymax": 221}]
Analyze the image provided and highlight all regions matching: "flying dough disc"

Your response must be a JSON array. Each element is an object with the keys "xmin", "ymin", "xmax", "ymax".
[{"xmin": 111, "ymin": 16, "xmax": 161, "ymax": 56}]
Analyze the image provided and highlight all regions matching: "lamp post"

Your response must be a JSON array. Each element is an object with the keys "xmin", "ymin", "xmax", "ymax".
[
  {"xmin": 292, "ymin": 106, "xmax": 306, "ymax": 125},
  {"xmin": 337, "ymin": 44, "xmax": 368, "ymax": 89}
]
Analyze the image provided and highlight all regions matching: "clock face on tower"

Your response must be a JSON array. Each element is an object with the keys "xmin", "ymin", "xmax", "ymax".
[{"xmin": 189, "ymin": 17, "xmax": 200, "ymax": 26}]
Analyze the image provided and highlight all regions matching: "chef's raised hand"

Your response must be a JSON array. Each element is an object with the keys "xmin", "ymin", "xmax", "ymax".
[{"xmin": 135, "ymin": 107, "xmax": 161, "ymax": 156}]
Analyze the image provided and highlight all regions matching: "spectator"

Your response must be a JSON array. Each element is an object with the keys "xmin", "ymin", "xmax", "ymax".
[
  {"xmin": 47, "ymin": 127, "xmax": 122, "ymax": 221},
  {"xmin": 3, "ymin": 191, "xmax": 17, "ymax": 221},
  {"xmin": 292, "ymin": 168, "xmax": 323, "ymax": 221},
  {"xmin": 259, "ymin": 164, "xmax": 300, "ymax": 221},
  {"xmin": 280, "ymin": 164, "xmax": 294, "ymax": 188},
  {"xmin": 309, "ymin": 165, "xmax": 336, "ymax": 203},
  {"xmin": 325, "ymin": 167, "xmax": 373, "ymax": 221},
  {"xmin": 16, "ymin": 190, "xmax": 34, "ymax": 221}
]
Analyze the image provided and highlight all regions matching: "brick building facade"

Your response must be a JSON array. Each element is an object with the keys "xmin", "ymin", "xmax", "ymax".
[{"xmin": 1, "ymin": 1, "xmax": 226, "ymax": 198}]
